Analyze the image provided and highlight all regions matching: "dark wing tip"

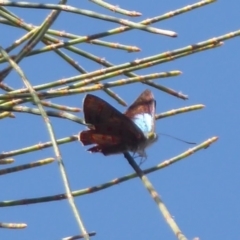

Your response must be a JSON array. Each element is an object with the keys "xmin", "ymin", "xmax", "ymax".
[
  {"xmin": 140, "ymin": 89, "xmax": 154, "ymax": 100},
  {"xmin": 125, "ymin": 89, "xmax": 156, "ymax": 117}
]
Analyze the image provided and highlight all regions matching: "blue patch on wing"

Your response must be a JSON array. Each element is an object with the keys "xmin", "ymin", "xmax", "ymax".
[{"xmin": 132, "ymin": 113, "xmax": 153, "ymax": 134}]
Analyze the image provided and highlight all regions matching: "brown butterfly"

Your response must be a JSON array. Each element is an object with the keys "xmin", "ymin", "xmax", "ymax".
[{"xmin": 79, "ymin": 89, "xmax": 157, "ymax": 157}]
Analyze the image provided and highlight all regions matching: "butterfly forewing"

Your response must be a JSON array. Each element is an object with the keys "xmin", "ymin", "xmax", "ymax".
[
  {"xmin": 83, "ymin": 94, "xmax": 121, "ymax": 126},
  {"xmin": 125, "ymin": 89, "xmax": 156, "ymax": 134}
]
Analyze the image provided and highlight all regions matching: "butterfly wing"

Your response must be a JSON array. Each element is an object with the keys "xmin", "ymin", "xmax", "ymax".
[
  {"xmin": 79, "ymin": 94, "xmax": 145, "ymax": 155},
  {"xmin": 83, "ymin": 94, "xmax": 122, "ymax": 127},
  {"xmin": 88, "ymin": 143, "xmax": 130, "ymax": 156},
  {"xmin": 124, "ymin": 89, "xmax": 157, "ymax": 157},
  {"xmin": 125, "ymin": 89, "xmax": 156, "ymax": 134}
]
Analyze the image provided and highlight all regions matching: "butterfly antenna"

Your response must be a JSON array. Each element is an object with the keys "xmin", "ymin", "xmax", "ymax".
[
  {"xmin": 160, "ymin": 133, "xmax": 196, "ymax": 145},
  {"xmin": 131, "ymin": 152, "xmax": 146, "ymax": 166},
  {"xmin": 139, "ymin": 157, "xmax": 147, "ymax": 166}
]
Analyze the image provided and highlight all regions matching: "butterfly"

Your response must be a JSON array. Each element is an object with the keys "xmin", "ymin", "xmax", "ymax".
[{"xmin": 79, "ymin": 89, "xmax": 158, "ymax": 157}]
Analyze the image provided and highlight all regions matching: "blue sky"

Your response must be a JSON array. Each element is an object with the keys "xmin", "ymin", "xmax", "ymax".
[{"xmin": 0, "ymin": 1, "xmax": 240, "ymax": 239}]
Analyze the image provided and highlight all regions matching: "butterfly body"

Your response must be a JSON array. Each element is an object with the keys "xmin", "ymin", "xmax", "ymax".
[{"xmin": 79, "ymin": 89, "xmax": 157, "ymax": 157}]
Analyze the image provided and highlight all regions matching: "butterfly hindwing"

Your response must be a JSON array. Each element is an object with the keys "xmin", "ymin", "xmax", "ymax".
[
  {"xmin": 80, "ymin": 130, "xmax": 122, "ymax": 146},
  {"xmin": 88, "ymin": 143, "xmax": 129, "ymax": 156}
]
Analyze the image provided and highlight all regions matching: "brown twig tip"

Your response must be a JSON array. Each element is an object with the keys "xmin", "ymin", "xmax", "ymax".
[
  {"xmin": 204, "ymin": 136, "xmax": 219, "ymax": 149},
  {"xmin": 0, "ymin": 158, "xmax": 14, "ymax": 165},
  {"xmin": 157, "ymin": 30, "xmax": 177, "ymax": 37},
  {"xmin": 130, "ymin": 11, "xmax": 142, "ymax": 17},
  {"xmin": 0, "ymin": 222, "xmax": 27, "ymax": 229},
  {"xmin": 128, "ymin": 46, "xmax": 141, "ymax": 52},
  {"xmin": 9, "ymin": 113, "xmax": 16, "ymax": 118}
]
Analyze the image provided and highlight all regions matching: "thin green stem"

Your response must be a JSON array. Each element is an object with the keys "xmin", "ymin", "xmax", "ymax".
[
  {"xmin": 124, "ymin": 152, "xmax": 187, "ymax": 240},
  {"xmin": 0, "ymin": 137, "xmax": 218, "ymax": 207}
]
